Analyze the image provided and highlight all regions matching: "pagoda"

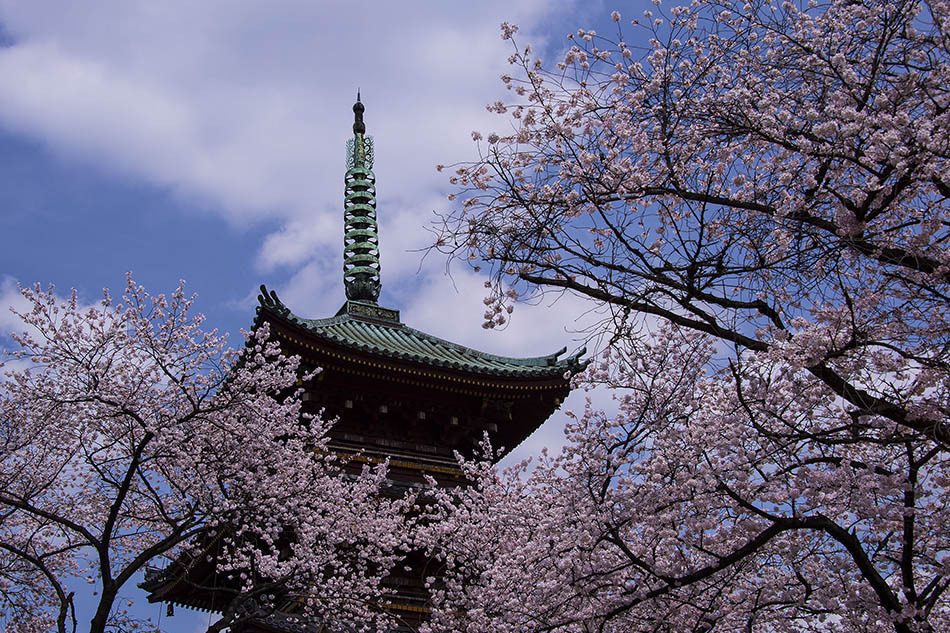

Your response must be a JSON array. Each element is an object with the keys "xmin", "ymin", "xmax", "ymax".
[{"xmin": 144, "ymin": 95, "xmax": 584, "ymax": 631}]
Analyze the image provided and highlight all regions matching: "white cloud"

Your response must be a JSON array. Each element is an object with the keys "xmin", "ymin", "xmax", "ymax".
[
  {"xmin": 400, "ymin": 267, "xmax": 593, "ymax": 358},
  {"xmin": 0, "ymin": 0, "xmax": 570, "ymax": 226},
  {"xmin": 0, "ymin": 0, "xmax": 607, "ymax": 455},
  {"xmin": 0, "ymin": 276, "xmax": 105, "ymax": 379},
  {"xmin": 271, "ymin": 258, "xmax": 341, "ymax": 319},
  {"xmin": 256, "ymin": 212, "xmax": 340, "ymax": 273},
  {"xmin": 0, "ymin": 276, "xmax": 117, "ymax": 341},
  {"xmin": 0, "ymin": 0, "xmax": 592, "ymax": 344},
  {"xmin": 0, "ymin": 275, "xmax": 31, "ymax": 337}
]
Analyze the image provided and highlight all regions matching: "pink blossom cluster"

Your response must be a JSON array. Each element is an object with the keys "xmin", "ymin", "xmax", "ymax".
[
  {"xmin": 427, "ymin": 0, "xmax": 950, "ymax": 631},
  {"xmin": 435, "ymin": 0, "xmax": 950, "ymax": 446},
  {"xmin": 0, "ymin": 277, "xmax": 406, "ymax": 633},
  {"xmin": 417, "ymin": 324, "xmax": 950, "ymax": 632}
]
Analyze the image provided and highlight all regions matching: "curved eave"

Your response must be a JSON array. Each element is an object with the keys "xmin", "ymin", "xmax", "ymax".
[
  {"xmin": 255, "ymin": 286, "xmax": 588, "ymax": 383},
  {"xmin": 272, "ymin": 324, "xmax": 573, "ymax": 398}
]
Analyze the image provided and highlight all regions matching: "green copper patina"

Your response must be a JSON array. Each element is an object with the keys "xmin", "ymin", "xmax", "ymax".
[
  {"xmin": 257, "ymin": 286, "xmax": 587, "ymax": 378},
  {"xmin": 343, "ymin": 92, "xmax": 381, "ymax": 302}
]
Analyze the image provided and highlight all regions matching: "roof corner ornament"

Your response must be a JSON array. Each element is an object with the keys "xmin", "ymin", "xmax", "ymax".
[
  {"xmin": 343, "ymin": 92, "xmax": 381, "ymax": 303},
  {"xmin": 257, "ymin": 284, "xmax": 291, "ymax": 317}
]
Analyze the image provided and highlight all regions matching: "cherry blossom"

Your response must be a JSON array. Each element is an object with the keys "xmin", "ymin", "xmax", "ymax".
[
  {"xmin": 435, "ymin": 0, "xmax": 950, "ymax": 447},
  {"xmin": 424, "ymin": 1, "xmax": 950, "ymax": 631},
  {"xmin": 0, "ymin": 277, "xmax": 405, "ymax": 633},
  {"xmin": 418, "ymin": 324, "xmax": 950, "ymax": 632}
]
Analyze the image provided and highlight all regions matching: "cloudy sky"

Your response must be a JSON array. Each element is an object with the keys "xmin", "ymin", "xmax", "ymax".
[{"xmin": 0, "ymin": 0, "xmax": 622, "ymax": 627}]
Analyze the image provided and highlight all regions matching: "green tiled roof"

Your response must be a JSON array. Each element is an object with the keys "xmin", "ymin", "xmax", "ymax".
[{"xmin": 256, "ymin": 286, "xmax": 586, "ymax": 379}]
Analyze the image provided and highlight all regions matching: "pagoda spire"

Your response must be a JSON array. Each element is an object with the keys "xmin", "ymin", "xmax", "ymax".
[{"xmin": 343, "ymin": 92, "xmax": 381, "ymax": 302}]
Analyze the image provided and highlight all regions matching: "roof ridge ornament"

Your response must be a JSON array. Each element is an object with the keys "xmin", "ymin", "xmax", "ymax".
[{"xmin": 343, "ymin": 93, "xmax": 381, "ymax": 302}]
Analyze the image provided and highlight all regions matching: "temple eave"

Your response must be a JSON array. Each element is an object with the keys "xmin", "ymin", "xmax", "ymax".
[{"xmin": 256, "ymin": 288, "xmax": 586, "ymax": 383}]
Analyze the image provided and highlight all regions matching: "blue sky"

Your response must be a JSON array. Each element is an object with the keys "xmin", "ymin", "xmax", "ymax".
[
  {"xmin": 0, "ymin": 0, "xmax": 622, "ymax": 351},
  {"xmin": 0, "ymin": 0, "xmax": 623, "ymax": 628}
]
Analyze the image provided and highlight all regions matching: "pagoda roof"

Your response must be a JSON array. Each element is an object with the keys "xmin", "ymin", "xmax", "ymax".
[{"xmin": 256, "ymin": 286, "xmax": 586, "ymax": 380}]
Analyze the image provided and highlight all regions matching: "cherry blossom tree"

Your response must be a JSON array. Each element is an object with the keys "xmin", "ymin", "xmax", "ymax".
[
  {"xmin": 0, "ymin": 278, "xmax": 405, "ymax": 633},
  {"xmin": 436, "ymin": 0, "xmax": 950, "ymax": 446},
  {"xmin": 419, "ymin": 325, "xmax": 950, "ymax": 632},
  {"xmin": 422, "ymin": 1, "xmax": 950, "ymax": 632}
]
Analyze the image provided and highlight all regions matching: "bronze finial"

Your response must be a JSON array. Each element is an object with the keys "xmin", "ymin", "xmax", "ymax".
[{"xmin": 353, "ymin": 91, "xmax": 366, "ymax": 135}]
